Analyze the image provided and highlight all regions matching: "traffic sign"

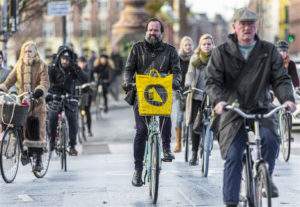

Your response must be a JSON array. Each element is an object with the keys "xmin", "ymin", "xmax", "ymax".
[{"xmin": 47, "ymin": 1, "xmax": 71, "ymax": 16}]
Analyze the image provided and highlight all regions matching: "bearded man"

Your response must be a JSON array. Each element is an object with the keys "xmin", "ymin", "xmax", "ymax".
[{"xmin": 123, "ymin": 18, "xmax": 182, "ymax": 187}]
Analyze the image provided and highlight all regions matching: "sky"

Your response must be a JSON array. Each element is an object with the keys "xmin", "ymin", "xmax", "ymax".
[{"xmin": 186, "ymin": 0, "xmax": 251, "ymax": 21}]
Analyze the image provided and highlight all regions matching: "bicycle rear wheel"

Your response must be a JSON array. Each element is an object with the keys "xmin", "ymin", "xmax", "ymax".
[
  {"xmin": 184, "ymin": 125, "xmax": 190, "ymax": 162},
  {"xmin": 34, "ymin": 130, "xmax": 51, "ymax": 178},
  {"xmin": 0, "ymin": 128, "xmax": 20, "ymax": 183},
  {"xmin": 96, "ymin": 90, "xmax": 104, "ymax": 120},
  {"xmin": 256, "ymin": 163, "xmax": 271, "ymax": 207},
  {"xmin": 77, "ymin": 112, "xmax": 84, "ymax": 144},
  {"xmin": 150, "ymin": 135, "xmax": 160, "ymax": 204},
  {"xmin": 202, "ymin": 124, "xmax": 211, "ymax": 177},
  {"xmin": 280, "ymin": 113, "xmax": 291, "ymax": 162}
]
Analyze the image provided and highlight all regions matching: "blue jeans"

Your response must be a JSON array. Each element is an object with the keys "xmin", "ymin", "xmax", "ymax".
[
  {"xmin": 223, "ymin": 126, "xmax": 280, "ymax": 205},
  {"xmin": 133, "ymin": 100, "xmax": 172, "ymax": 171},
  {"xmin": 174, "ymin": 96, "xmax": 184, "ymax": 127}
]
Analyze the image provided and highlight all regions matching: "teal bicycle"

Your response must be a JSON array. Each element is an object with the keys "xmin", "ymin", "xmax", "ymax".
[{"xmin": 135, "ymin": 89, "xmax": 173, "ymax": 204}]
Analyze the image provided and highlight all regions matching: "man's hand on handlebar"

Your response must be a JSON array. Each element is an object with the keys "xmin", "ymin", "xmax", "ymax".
[
  {"xmin": 214, "ymin": 101, "xmax": 227, "ymax": 115},
  {"xmin": 283, "ymin": 100, "xmax": 296, "ymax": 113}
]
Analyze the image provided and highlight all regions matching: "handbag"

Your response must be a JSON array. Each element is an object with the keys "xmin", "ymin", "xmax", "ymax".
[{"xmin": 124, "ymin": 88, "xmax": 136, "ymax": 106}]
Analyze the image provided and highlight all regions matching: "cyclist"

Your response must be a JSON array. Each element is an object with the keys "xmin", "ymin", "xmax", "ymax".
[
  {"xmin": 93, "ymin": 54, "xmax": 114, "ymax": 113},
  {"xmin": 184, "ymin": 34, "xmax": 214, "ymax": 165},
  {"xmin": 77, "ymin": 56, "xmax": 94, "ymax": 137},
  {"xmin": 47, "ymin": 46, "xmax": 88, "ymax": 156},
  {"xmin": 0, "ymin": 41, "xmax": 50, "ymax": 172},
  {"xmin": 0, "ymin": 50, "xmax": 18, "ymax": 94},
  {"xmin": 173, "ymin": 36, "xmax": 194, "ymax": 153},
  {"xmin": 275, "ymin": 40, "xmax": 299, "ymax": 88},
  {"xmin": 205, "ymin": 8, "xmax": 296, "ymax": 207},
  {"xmin": 123, "ymin": 18, "xmax": 181, "ymax": 187}
]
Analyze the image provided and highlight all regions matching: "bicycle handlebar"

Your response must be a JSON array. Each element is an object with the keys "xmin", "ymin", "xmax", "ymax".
[{"xmin": 224, "ymin": 104, "xmax": 288, "ymax": 119}]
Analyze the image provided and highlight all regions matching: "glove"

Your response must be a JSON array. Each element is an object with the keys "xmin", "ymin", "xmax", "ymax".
[
  {"xmin": 122, "ymin": 82, "xmax": 132, "ymax": 93},
  {"xmin": 33, "ymin": 89, "xmax": 43, "ymax": 99},
  {"xmin": 71, "ymin": 61, "xmax": 81, "ymax": 73},
  {"xmin": 172, "ymin": 80, "xmax": 181, "ymax": 90},
  {"xmin": 45, "ymin": 94, "xmax": 53, "ymax": 102}
]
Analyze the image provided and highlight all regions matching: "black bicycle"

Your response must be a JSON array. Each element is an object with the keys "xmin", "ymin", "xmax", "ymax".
[
  {"xmin": 47, "ymin": 93, "xmax": 78, "ymax": 172},
  {"xmin": 75, "ymin": 83, "xmax": 94, "ymax": 143},
  {"xmin": 0, "ymin": 92, "xmax": 51, "ymax": 183},
  {"xmin": 225, "ymin": 103, "xmax": 288, "ymax": 207}
]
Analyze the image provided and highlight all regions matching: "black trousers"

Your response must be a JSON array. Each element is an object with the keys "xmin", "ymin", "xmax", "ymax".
[
  {"xmin": 48, "ymin": 106, "xmax": 78, "ymax": 147},
  {"xmin": 133, "ymin": 100, "xmax": 172, "ymax": 171},
  {"xmin": 191, "ymin": 100, "xmax": 202, "ymax": 152}
]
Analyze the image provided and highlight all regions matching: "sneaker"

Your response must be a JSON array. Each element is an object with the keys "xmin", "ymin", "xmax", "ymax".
[
  {"xmin": 88, "ymin": 131, "xmax": 93, "ymax": 137},
  {"xmin": 162, "ymin": 148, "xmax": 175, "ymax": 161},
  {"xmin": 69, "ymin": 146, "xmax": 78, "ymax": 156},
  {"xmin": 132, "ymin": 170, "xmax": 143, "ymax": 187}
]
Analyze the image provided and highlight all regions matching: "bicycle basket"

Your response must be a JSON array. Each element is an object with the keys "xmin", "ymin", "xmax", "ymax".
[
  {"xmin": 0, "ymin": 103, "xmax": 29, "ymax": 126},
  {"xmin": 136, "ymin": 69, "xmax": 173, "ymax": 116}
]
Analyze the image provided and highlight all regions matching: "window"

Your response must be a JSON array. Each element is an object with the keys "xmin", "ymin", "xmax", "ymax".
[
  {"xmin": 115, "ymin": 0, "xmax": 123, "ymax": 10},
  {"xmin": 42, "ymin": 22, "xmax": 54, "ymax": 38},
  {"xmin": 98, "ymin": 0, "xmax": 110, "ymax": 11}
]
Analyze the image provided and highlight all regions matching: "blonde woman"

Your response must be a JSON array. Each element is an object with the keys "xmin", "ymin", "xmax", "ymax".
[
  {"xmin": 185, "ymin": 34, "xmax": 214, "ymax": 165},
  {"xmin": 174, "ymin": 36, "xmax": 194, "ymax": 152},
  {"xmin": 0, "ymin": 41, "xmax": 50, "ymax": 172}
]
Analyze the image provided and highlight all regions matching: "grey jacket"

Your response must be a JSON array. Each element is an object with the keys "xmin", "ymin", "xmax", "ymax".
[
  {"xmin": 205, "ymin": 33, "xmax": 294, "ymax": 159},
  {"xmin": 124, "ymin": 40, "xmax": 181, "ymax": 89},
  {"xmin": 0, "ymin": 67, "xmax": 17, "ymax": 93},
  {"xmin": 185, "ymin": 54, "xmax": 206, "ymax": 101}
]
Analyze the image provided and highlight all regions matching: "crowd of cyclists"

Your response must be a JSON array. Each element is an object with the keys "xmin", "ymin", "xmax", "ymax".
[{"xmin": 0, "ymin": 6, "xmax": 299, "ymax": 207}]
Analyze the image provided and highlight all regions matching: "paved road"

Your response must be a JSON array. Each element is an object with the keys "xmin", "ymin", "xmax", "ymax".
[{"xmin": 0, "ymin": 98, "xmax": 300, "ymax": 206}]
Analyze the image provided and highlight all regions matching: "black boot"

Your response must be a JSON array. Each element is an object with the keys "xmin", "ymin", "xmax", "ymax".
[
  {"xmin": 189, "ymin": 151, "xmax": 199, "ymax": 166},
  {"xmin": 270, "ymin": 176, "xmax": 279, "ymax": 198},
  {"xmin": 132, "ymin": 170, "xmax": 143, "ymax": 187},
  {"xmin": 33, "ymin": 153, "xmax": 44, "ymax": 172},
  {"xmin": 162, "ymin": 148, "xmax": 175, "ymax": 161}
]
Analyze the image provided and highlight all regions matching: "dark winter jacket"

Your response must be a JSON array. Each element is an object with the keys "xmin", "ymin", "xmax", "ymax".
[
  {"xmin": 287, "ymin": 59, "xmax": 299, "ymax": 88},
  {"xmin": 111, "ymin": 53, "xmax": 124, "ymax": 76},
  {"xmin": 179, "ymin": 58, "xmax": 190, "ymax": 88},
  {"xmin": 124, "ymin": 40, "xmax": 181, "ymax": 89},
  {"xmin": 205, "ymin": 33, "xmax": 294, "ymax": 159},
  {"xmin": 48, "ymin": 46, "xmax": 88, "ymax": 107}
]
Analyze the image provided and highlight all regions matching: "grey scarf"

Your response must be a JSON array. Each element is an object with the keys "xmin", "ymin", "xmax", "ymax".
[{"xmin": 178, "ymin": 49, "xmax": 193, "ymax": 61}]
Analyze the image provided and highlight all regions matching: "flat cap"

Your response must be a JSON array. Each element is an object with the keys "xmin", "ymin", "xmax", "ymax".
[{"xmin": 233, "ymin": 7, "xmax": 258, "ymax": 22}]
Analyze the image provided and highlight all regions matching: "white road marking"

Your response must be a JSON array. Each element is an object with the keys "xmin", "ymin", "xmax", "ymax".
[
  {"xmin": 177, "ymin": 188, "xmax": 196, "ymax": 207},
  {"xmin": 18, "ymin": 194, "xmax": 33, "ymax": 202}
]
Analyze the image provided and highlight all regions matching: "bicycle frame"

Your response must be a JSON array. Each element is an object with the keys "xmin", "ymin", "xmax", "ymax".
[{"xmin": 144, "ymin": 116, "xmax": 162, "ymax": 183}]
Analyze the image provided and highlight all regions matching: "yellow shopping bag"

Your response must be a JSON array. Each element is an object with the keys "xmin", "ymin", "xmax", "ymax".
[{"xmin": 136, "ymin": 69, "xmax": 173, "ymax": 116}]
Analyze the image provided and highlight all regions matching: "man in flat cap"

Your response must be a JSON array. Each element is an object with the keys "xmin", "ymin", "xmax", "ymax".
[{"xmin": 205, "ymin": 7, "xmax": 296, "ymax": 207}]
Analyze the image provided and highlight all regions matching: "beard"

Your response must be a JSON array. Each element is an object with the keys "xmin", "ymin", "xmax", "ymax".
[{"xmin": 145, "ymin": 34, "xmax": 162, "ymax": 45}]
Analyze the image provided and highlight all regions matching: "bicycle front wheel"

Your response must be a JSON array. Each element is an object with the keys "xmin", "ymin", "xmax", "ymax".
[
  {"xmin": 62, "ymin": 122, "xmax": 68, "ymax": 172},
  {"xmin": 280, "ymin": 113, "xmax": 291, "ymax": 162},
  {"xmin": 95, "ymin": 91, "xmax": 104, "ymax": 120},
  {"xmin": 0, "ymin": 128, "xmax": 20, "ymax": 183},
  {"xmin": 202, "ymin": 125, "xmax": 211, "ymax": 177},
  {"xmin": 34, "ymin": 130, "xmax": 51, "ymax": 178},
  {"xmin": 256, "ymin": 163, "xmax": 271, "ymax": 207},
  {"xmin": 150, "ymin": 135, "xmax": 160, "ymax": 204}
]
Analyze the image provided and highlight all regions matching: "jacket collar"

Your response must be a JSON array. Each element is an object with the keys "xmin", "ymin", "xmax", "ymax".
[
  {"xmin": 143, "ymin": 39, "xmax": 165, "ymax": 53},
  {"xmin": 225, "ymin": 33, "xmax": 265, "ymax": 61}
]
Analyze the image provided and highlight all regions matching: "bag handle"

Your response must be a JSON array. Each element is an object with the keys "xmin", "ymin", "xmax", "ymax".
[{"xmin": 149, "ymin": 69, "xmax": 161, "ymax": 78}]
